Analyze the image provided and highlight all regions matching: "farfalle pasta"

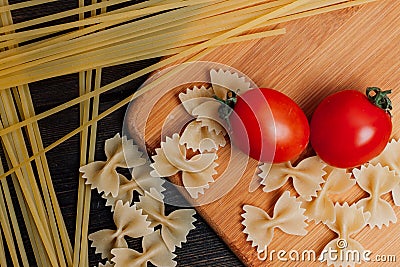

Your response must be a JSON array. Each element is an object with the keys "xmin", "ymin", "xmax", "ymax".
[
  {"xmin": 353, "ymin": 164, "xmax": 399, "ymax": 229},
  {"xmin": 393, "ymin": 183, "xmax": 400, "ymax": 207},
  {"xmin": 178, "ymin": 68, "xmax": 253, "ymax": 136},
  {"xmin": 185, "ymin": 69, "xmax": 254, "ymax": 135},
  {"xmin": 209, "ymin": 69, "xmax": 252, "ymax": 100},
  {"xmin": 259, "ymin": 156, "xmax": 326, "ymax": 201},
  {"xmin": 103, "ymin": 162, "xmax": 165, "ymax": 211},
  {"xmin": 370, "ymin": 139, "xmax": 400, "ymax": 206},
  {"xmin": 320, "ymin": 203, "xmax": 370, "ymax": 267},
  {"xmin": 151, "ymin": 133, "xmax": 218, "ymax": 198},
  {"xmin": 191, "ymin": 99, "xmax": 228, "ymax": 135},
  {"xmin": 111, "ymin": 230, "xmax": 176, "ymax": 267},
  {"xmin": 178, "ymin": 85, "xmax": 226, "ymax": 135},
  {"xmin": 180, "ymin": 120, "xmax": 226, "ymax": 152},
  {"xmin": 80, "ymin": 134, "xmax": 146, "ymax": 197},
  {"xmin": 99, "ymin": 262, "xmax": 114, "ymax": 267},
  {"xmin": 88, "ymin": 201, "xmax": 153, "ymax": 259},
  {"xmin": 370, "ymin": 139, "xmax": 400, "ymax": 172},
  {"xmin": 178, "ymin": 86, "xmax": 214, "ymax": 115},
  {"xmin": 136, "ymin": 190, "xmax": 196, "ymax": 252},
  {"xmin": 302, "ymin": 167, "xmax": 355, "ymax": 223},
  {"xmin": 242, "ymin": 191, "xmax": 308, "ymax": 253}
]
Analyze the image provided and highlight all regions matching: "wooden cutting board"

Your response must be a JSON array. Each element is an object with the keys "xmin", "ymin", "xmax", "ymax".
[{"xmin": 125, "ymin": 1, "xmax": 400, "ymax": 266}]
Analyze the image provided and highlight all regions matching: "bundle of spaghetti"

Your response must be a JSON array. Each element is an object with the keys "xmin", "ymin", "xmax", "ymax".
[
  {"xmin": 0, "ymin": 0, "xmax": 270, "ymax": 75},
  {"xmin": 0, "ymin": 0, "xmax": 377, "ymax": 90},
  {"xmin": 0, "ymin": 0, "xmax": 380, "ymax": 266},
  {"xmin": 73, "ymin": 1, "xmax": 105, "ymax": 266},
  {"xmin": 0, "ymin": 0, "xmax": 186, "ymax": 53},
  {"xmin": 0, "ymin": 1, "xmax": 72, "ymax": 266},
  {"xmin": 0, "ymin": 86, "xmax": 68, "ymax": 266},
  {"xmin": 0, "ymin": 0, "xmax": 220, "ymax": 48},
  {"xmin": 0, "ymin": 158, "xmax": 29, "ymax": 266}
]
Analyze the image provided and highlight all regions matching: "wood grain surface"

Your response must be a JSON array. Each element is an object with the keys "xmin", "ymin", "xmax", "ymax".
[{"xmin": 126, "ymin": 1, "xmax": 400, "ymax": 266}]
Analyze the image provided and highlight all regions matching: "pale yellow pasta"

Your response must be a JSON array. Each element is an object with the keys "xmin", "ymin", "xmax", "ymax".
[
  {"xmin": 150, "ymin": 133, "xmax": 218, "ymax": 198},
  {"xmin": 196, "ymin": 117, "xmax": 227, "ymax": 136},
  {"xmin": 136, "ymin": 190, "xmax": 196, "ymax": 252},
  {"xmin": 242, "ymin": 191, "xmax": 308, "ymax": 253},
  {"xmin": 178, "ymin": 86, "xmax": 214, "ymax": 115},
  {"xmin": 99, "ymin": 262, "xmax": 114, "ymax": 267},
  {"xmin": 209, "ymin": 68, "xmax": 252, "ymax": 100},
  {"xmin": 180, "ymin": 120, "xmax": 226, "ymax": 152},
  {"xmin": 302, "ymin": 166, "xmax": 355, "ymax": 223},
  {"xmin": 178, "ymin": 69, "xmax": 252, "ymax": 137},
  {"xmin": 393, "ymin": 185, "xmax": 400, "ymax": 207},
  {"xmin": 320, "ymin": 203, "xmax": 370, "ymax": 267},
  {"xmin": 192, "ymin": 99, "xmax": 228, "ymax": 135},
  {"xmin": 259, "ymin": 156, "xmax": 326, "ymax": 201},
  {"xmin": 111, "ymin": 230, "xmax": 176, "ymax": 267},
  {"xmin": 79, "ymin": 133, "xmax": 146, "ymax": 197},
  {"xmin": 160, "ymin": 134, "xmax": 216, "ymax": 173},
  {"xmin": 103, "ymin": 174, "xmax": 134, "ymax": 211},
  {"xmin": 179, "ymin": 86, "xmax": 227, "ymax": 134},
  {"xmin": 182, "ymin": 160, "xmax": 218, "ymax": 198},
  {"xmin": 103, "ymin": 162, "xmax": 165, "ymax": 211},
  {"xmin": 88, "ymin": 201, "xmax": 152, "ymax": 260},
  {"xmin": 353, "ymin": 164, "xmax": 399, "ymax": 229},
  {"xmin": 131, "ymin": 161, "xmax": 166, "ymax": 196},
  {"xmin": 370, "ymin": 139, "xmax": 400, "ymax": 206},
  {"xmin": 371, "ymin": 139, "xmax": 400, "ymax": 173}
]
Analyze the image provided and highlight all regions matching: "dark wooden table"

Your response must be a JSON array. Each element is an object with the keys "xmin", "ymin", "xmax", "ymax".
[{"xmin": 6, "ymin": 1, "xmax": 243, "ymax": 266}]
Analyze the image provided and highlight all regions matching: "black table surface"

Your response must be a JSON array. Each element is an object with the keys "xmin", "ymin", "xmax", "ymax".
[{"xmin": 5, "ymin": 1, "xmax": 244, "ymax": 266}]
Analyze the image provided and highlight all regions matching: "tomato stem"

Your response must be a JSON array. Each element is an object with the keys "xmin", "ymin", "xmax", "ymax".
[
  {"xmin": 213, "ymin": 90, "xmax": 237, "ymax": 130},
  {"xmin": 366, "ymin": 87, "xmax": 393, "ymax": 116}
]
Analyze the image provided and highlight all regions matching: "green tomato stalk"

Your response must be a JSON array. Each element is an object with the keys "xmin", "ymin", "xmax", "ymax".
[
  {"xmin": 213, "ymin": 90, "xmax": 237, "ymax": 131},
  {"xmin": 366, "ymin": 87, "xmax": 393, "ymax": 117}
]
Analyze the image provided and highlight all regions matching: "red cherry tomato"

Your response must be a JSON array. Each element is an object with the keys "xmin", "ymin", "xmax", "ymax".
[
  {"xmin": 228, "ymin": 88, "xmax": 310, "ymax": 163},
  {"xmin": 310, "ymin": 88, "xmax": 392, "ymax": 168}
]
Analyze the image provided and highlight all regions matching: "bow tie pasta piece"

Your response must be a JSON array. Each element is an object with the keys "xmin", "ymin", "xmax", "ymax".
[
  {"xmin": 259, "ymin": 156, "xmax": 326, "ymax": 201},
  {"xmin": 242, "ymin": 191, "xmax": 308, "ymax": 253},
  {"xmin": 180, "ymin": 120, "xmax": 226, "ymax": 152},
  {"xmin": 111, "ymin": 230, "xmax": 176, "ymax": 267},
  {"xmin": 370, "ymin": 139, "xmax": 400, "ymax": 206},
  {"xmin": 131, "ymin": 161, "xmax": 165, "ymax": 197},
  {"xmin": 80, "ymin": 134, "xmax": 146, "ymax": 197},
  {"xmin": 103, "ymin": 174, "xmax": 132, "ymax": 211},
  {"xmin": 393, "ymin": 184, "xmax": 400, "ymax": 207},
  {"xmin": 182, "ymin": 159, "xmax": 218, "ymax": 198},
  {"xmin": 160, "ymin": 134, "xmax": 216, "ymax": 173},
  {"xmin": 178, "ymin": 86, "xmax": 226, "ymax": 135},
  {"xmin": 192, "ymin": 99, "xmax": 228, "ymax": 135},
  {"xmin": 136, "ymin": 190, "xmax": 196, "ymax": 252},
  {"xmin": 302, "ymin": 167, "xmax": 355, "ymax": 223},
  {"xmin": 99, "ymin": 262, "xmax": 114, "ymax": 267},
  {"xmin": 196, "ymin": 117, "xmax": 226, "ymax": 136},
  {"xmin": 353, "ymin": 164, "xmax": 399, "ymax": 228},
  {"xmin": 210, "ymin": 69, "xmax": 252, "ymax": 100},
  {"xmin": 370, "ymin": 139, "xmax": 400, "ymax": 173},
  {"xmin": 88, "ymin": 201, "xmax": 153, "ymax": 260},
  {"xmin": 179, "ymin": 69, "xmax": 254, "ymax": 136},
  {"xmin": 320, "ymin": 203, "xmax": 370, "ymax": 267},
  {"xmin": 103, "ymin": 162, "xmax": 165, "ymax": 211},
  {"xmin": 151, "ymin": 133, "xmax": 218, "ymax": 198},
  {"xmin": 178, "ymin": 86, "xmax": 214, "ymax": 115}
]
